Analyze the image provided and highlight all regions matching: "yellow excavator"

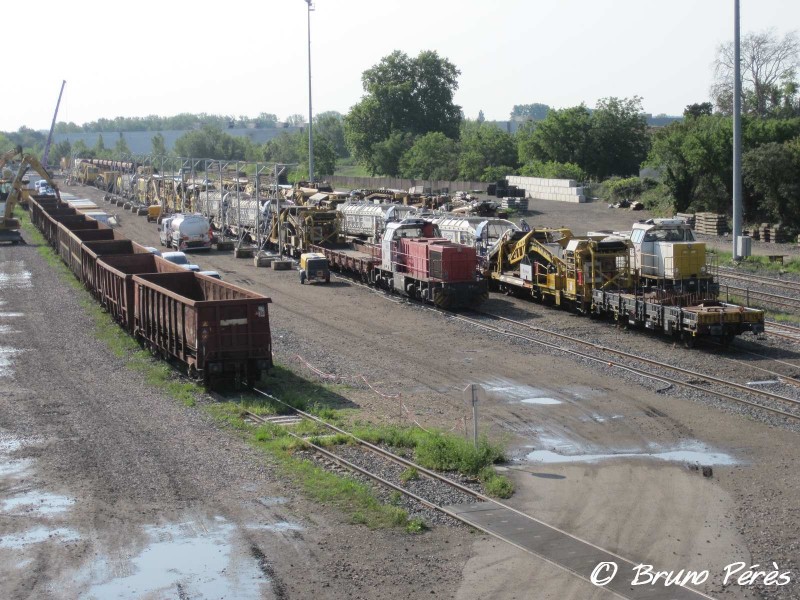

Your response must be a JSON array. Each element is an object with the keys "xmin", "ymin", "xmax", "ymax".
[
  {"xmin": 1, "ymin": 153, "xmax": 60, "ymax": 244},
  {"xmin": 0, "ymin": 145, "xmax": 22, "ymax": 170},
  {"xmin": 488, "ymin": 227, "xmax": 632, "ymax": 312}
]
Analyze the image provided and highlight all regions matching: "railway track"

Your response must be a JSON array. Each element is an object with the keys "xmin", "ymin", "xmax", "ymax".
[
  {"xmin": 765, "ymin": 321, "xmax": 800, "ymax": 343},
  {"xmin": 447, "ymin": 310, "xmax": 800, "ymax": 422},
  {"xmin": 719, "ymin": 283, "xmax": 800, "ymax": 312},
  {"xmin": 331, "ymin": 271, "xmax": 800, "ymax": 422},
  {"xmin": 244, "ymin": 387, "xmax": 713, "ymax": 600},
  {"xmin": 717, "ymin": 268, "xmax": 800, "ymax": 313},
  {"xmin": 717, "ymin": 266, "xmax": 800, "ymax": 294}
]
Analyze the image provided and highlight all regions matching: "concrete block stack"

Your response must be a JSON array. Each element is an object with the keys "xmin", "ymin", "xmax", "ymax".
[
  {"xmin": 694, "ymin": 213, "xmax": 728, "ymax": 235},
  {"xmin": 676, "ymin": 213, "xmax": 696, "ymax": 228},
  {"xmin": 505, "ymin": 176, "xmax": 585, "ymax": 203}
]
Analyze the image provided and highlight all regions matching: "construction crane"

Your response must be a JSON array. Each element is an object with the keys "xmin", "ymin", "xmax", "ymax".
[
  {"xmin": 1, "ymin": 154, "xmax": 60, "ymax": 244},
  {"xmin": 0, "ymin": 145, "xmax": 23, "ymax": 178}
]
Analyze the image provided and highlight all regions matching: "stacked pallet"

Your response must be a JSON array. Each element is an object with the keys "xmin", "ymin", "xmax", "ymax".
[
  {"xmin": 694, "ymin": 213, "xmax": 728, "ymax": 235},
  {"xmin": 505, "ymin": 176, "xmax": 585, "ymax": 203},
  {"xmin": 768, "ymin": 223, "xmax": 789, "ymax": 244},
  {"xmin": 676, "ymin": 213, "xmax": 696, "ymax": 228},
  {"xmin": 499, "ymin": 197, "xmax": 529, "ymax": 211},
  {"xmin": 743, "ymin": 223, "xmax": 789, "ymax": 243}
]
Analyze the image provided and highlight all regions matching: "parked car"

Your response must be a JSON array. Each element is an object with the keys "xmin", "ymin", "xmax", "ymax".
[
  {"xmin": 161, "ymin": 251, "xmax": 200, "ymax": 272},
  {"xmin": 166, "ymin": 213, "xmax": 212, "ymax": 251},
  {"xmin": 198, "ymin": 270, "xmax": 222, "ymax": 280},
  {"xmin": 141, "ymin": 246, "xmax": 161, "ymax": 256}
]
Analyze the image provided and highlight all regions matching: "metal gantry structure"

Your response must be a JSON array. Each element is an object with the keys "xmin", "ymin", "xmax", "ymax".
[{"xmin": 70, "ymin": 152, "xmax": 295, "ymax": 251}]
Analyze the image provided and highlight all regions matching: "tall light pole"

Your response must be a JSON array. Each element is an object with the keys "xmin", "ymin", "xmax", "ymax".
[
  {"xmin": 732, "ymin": 0, "xmax": 743, "ymax": 260},
  {"xmin": 305, "ymin": 0, "xmax": 315, "ymax": 182}
]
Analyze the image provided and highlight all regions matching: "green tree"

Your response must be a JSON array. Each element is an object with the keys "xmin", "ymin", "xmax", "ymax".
[
  {"xmin": 151, "ymin": 133, "xmax": 167, "ymax": 156},
  {"xmin": 299, "ymin": 135, "xmax": 337, "ymax": 177},
  {"xmin": 517, "ymin": 105, "xmax": 592, "ymax": 167},
  {"xmin": 113, "ymin": 133, "xmax": 131, "ymax": 158},
  {"xmin": 743, "ymin": 139, "xmax": 800, "ymax": 226},
  {"xmin": 712, "ymin": 30, "xmax": 800, "ymax": 117},
  {"xmin": 264, "ymin": 131, "xmax": 303, "ymax": 165},
  {"xmin": 519, "ymin": 160, "xmax": 586, "ymax": 181},
  {"xmin": 173, "ymin": 126, "xmax": 251, "ymax": 160},
  {"xmin": 314, "ymin": 111, "xmax": 348, "ymax": 158},
  {"xmin": 510, "ymin": 103, "xmax": 550, "ymax": 121},
  {"xmin": 646, "ymin": 114, "xmax": 732, "ymax": 213},
  {"xmin": 49, "ymin": 140, "xmax": 72, "ymax": 167},
  {"xmin": 72, "ymin": 139, "xmax": 94, "ymax": 158},
  {"xmin": 458, "ymin": 121, "xmax": 518, "ymax": 181},
  {"xmin": 344, "ymin": 50, "xmax": 461, "ymax": 175},
  {"xmin": 399, "ymin": 132, "xmax": 459, "ymax": 180},
  {"xmin": 684, "ymin": 102, "xmax": 713, "ymax": 119},
  {"xmin": 586, "ymin": 96, "xmax": 650, "ymax": 179},
  {"xmin": 371, "ymin": 131, "xmax": 415, "ymax": 177}
]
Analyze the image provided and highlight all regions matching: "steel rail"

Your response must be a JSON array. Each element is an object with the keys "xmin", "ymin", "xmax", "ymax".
[
  {"xmin": 717, "ymin": 267, "xmax": 800, "ymax": 293},
  {"xmin": 434, "ymin": 310, "xmax": 800, "ymax": 421},
  {"xmin": 477, "ymin": 310, "xmax": 800, "ymax": 411},
  {"xmin": 245, "ymin": 389, "xmax": 713, "ymax": 600}
]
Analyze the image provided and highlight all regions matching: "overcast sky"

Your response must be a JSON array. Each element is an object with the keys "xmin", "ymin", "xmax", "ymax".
[{"xmin": 5, "ymin": 0, "xmax": 797, "ymax": 132}]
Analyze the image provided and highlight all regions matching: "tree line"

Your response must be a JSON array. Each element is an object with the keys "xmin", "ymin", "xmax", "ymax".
[{"xmin": 3, "ymin": 30, "xmax": 798, "ymax": 231}]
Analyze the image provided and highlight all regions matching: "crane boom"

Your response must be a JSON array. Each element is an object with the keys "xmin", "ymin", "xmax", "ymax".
[
  {"xmin": 1, "ymin": 154, "xmax": 61, "ymax": 244},
  {"xmin": 42, "ymin": 80, "xmax": 66, "ymax": 168}
]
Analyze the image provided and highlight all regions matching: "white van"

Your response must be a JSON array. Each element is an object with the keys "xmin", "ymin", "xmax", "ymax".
[
  {"xmin": 158, "ymin": 215, "xmax": 179, "ymax": 247},
  {"xmin": 167, "ymin": 213, "xmax": 212, "ymax": 251}
]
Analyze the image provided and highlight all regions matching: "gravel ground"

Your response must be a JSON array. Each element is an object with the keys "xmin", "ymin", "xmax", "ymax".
[
  {"xmin": 43, "ymin": 183, "xmax": 800, "ymax": 599},
  {"xmin": 0, "ymin": 238, "xmax": 471, "ymax": 599}
]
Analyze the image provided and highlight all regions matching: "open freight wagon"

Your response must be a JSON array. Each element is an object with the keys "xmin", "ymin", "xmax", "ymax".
[{"xmin": 132, "ymin": 272, "xmax": 272, "ymax": 386}]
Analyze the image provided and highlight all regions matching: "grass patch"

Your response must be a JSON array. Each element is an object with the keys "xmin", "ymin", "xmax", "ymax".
[
  {"xmin": 480, "ymin": 467, "xmax": 514, "ymax": 499},
  {"xmin": 350, "ymin": 424, "xmax": 514, "ymax": 498},
  {"xmin": 400, "ymin": 467, "xmax": 419, "ymax": 484},
  {"xmin": 17, "ymin": 208, "xmax": 203, "ymax": 407},
  {"xmin": 231, "ymin": 413, "xmax": 413, "ymax": 529},
  {"xmin": 710, "ymin": 249, "xmax": 800, "ymax": 275},
  {"xmin": 405, "ymin": 517, "xmax": 427, "ymax": 534}
]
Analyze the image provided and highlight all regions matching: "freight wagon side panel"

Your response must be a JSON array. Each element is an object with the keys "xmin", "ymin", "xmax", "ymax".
[
  {"xmin": 82, "ymin": 240, "xmax": 145, "ymax": 296},
  {"xmin": 132, "ymin": 273, "xmax": 272, "ymax": 384},
  {"xmin": 96, "ymin": 254, "xmax": 185, "ymax": 331},
  {"xmin": 42, "ymin": 214, "xmax": 90, "ymax": 247}
]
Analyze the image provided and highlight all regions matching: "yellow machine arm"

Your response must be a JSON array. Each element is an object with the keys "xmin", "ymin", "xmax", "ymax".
[
  {"xmin": 0, "ymin": 146, "xmax": 23, "ymax": 173},
  {"xmin": 2, "ymin": 154, "xmax": 61, "ymax": 240}
]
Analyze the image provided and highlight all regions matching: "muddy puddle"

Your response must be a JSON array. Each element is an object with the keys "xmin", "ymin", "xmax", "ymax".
[
  {"xmin": 82, "ymin": 516, "xmax": 269, "ymax": 599},
  {"xmin": 524, "ymin": 435, "xmax": 736, "ymax": 466},
  {"xmin": 0, "ymin": 346, "xmax": 22, "ymax": 378},
  {"xmin": 0, "ymin": 262, "xmax": 32, "ymax": 290},
  {"xmin": 481, "ymin": 377, "xmax": 565, "ymax": 406}
]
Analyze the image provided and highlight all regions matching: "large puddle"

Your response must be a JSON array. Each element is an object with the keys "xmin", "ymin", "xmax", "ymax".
[
  {"xmin": 83, "ymin": 517, "xmax": 268, "ymax": 599},
  {"xmin": 481, "ymin": 377, "xmax": 564, "ymax": 405},
  {"xmin": 0, "ymin": 261, "xmax": 32, "ymax": 290},
  {"xmin": 525, "ymin": 438, "xmax": 736, "ymax": 466},
  {"xmin": 0, "ymin": 527, "xmax": 81, "ymax": 549},
  {"xmin": 0, "ymin": 346, "xmax": 22, "ymax": 378}
]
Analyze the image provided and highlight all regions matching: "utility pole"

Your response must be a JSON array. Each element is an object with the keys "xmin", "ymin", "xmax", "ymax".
[
  {"xmin": 305, "ymin": 0, "xmax": 315, "ymax": 182},
  {"xmin": 732, "ymin": 0, "xmax": 743, "ymax": 260}
]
